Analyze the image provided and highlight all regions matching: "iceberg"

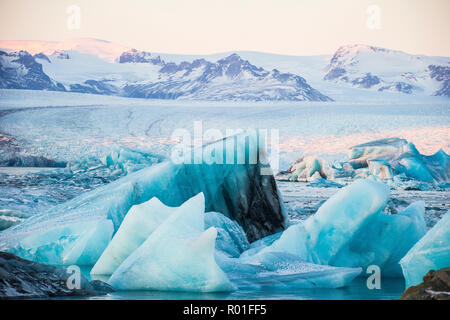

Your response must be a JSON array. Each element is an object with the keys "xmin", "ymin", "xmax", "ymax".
[
  {"xmin": 91, "ymin": 197, "xmax": 178, "ymax": 275},
  {"xmin": 277, "ymin": 138, "xmax": 449, "ymax": 188},
  {"xmin": 108, "ymin": 193, "xmax": 234, "ymax": 292},
  {"xmin": 276, "ymin": 155, "xmax": 330, "ymax": 182},
  {"xmin": 349, "ymin": 138, "xmax": 449, "ymax": 183},
  {"xmin": 0, "ymin": 132, "xmax": 286, "ymax": 265},
  {"xmin": 400, "ymin": 210, "xmax": 450, "ymax": 288},
  {"xmin": 204, "ymin": 211, "xmax": 250, "ymax": 258},
  {"xmin": 245, "ymin": 180, "xmax": 426, "ymax": 276},
  {"xmin": 217, "ymin": 251, "xmax": 361, "ymax": 289}
]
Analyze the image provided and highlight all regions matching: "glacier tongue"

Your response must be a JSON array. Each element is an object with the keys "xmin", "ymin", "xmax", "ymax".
[
  {"xmin": 91, "ymin": 197, "xmax": 178, "ymax": 275},
  {"xmin": 108, "ymin": 193, "xmax": 235, "ymax": 292},
  {"xmin": 400, "ymin": 210, "xmax": 450, "ymax": 288},
  {"xmin": 0, "ymin": 132, "xmax": 286, "ymax": 265}
]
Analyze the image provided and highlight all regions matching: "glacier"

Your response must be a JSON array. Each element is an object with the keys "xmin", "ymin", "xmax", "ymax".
[
  {"xmin": 108, "ymin": 193, "xmax": 234, "ymax": 292},
  {"xmin": 400, "ymin": 210, "xmax": 450, "ymax": 288},
  {"xmin": 91, "ymin": 197, "xmax": 178, "ymax": 275},
  {"xmin": 242, "ymin": 179, "xmax": 427, "ymax": 276},
  {"xmin": 0, "ymin": 132, "xmax": 287, "ymax": 265}
]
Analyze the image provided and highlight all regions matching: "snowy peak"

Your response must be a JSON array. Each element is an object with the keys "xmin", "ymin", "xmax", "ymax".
[
  {"xmin": 0, "ymin": 50, "xmax": 65, "ymax": 91},
  {"xmin": 325, "ymin": 44, "xmax": 450, "ymax": 96},
  {"xmin": 123, "ymin": 53, "xmax": 332, "ymax": 101},
  {"xmin": 0, "ymin": 38, "xmax": 130, "ymax": 62},
  {"xmin": 118, "ymin": 48, "xmax": 164, "ymax": 65}
]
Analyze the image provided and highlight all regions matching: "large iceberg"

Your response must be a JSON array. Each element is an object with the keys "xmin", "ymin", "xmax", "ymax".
[
  {"xmin": 400, "ymin": 210, "xmax": 450, "ymax": 288},
  {"xmin": 348, "ymin": 138, "xmax": 449, "ymax": 183},
  {"xmin": 108, "ymin": 193, "xmax": 234, "ymax": 292},
  {"xmin": 243, "ymin": 179, "xmax": 427, "ymax": 276},
  {"xmin": 277, "ymin": 138, "xmax": 449, "ymax": 188},
  {"xmin": 91, "ymin": 197, "xmax": 178, "ymax": 275},
  {"xmin": 0, "ymin": 132, "xmax": 287, "ymax": 265},
  {"xmin": 217, "ymin": 251, "xmax": 361, "ymax": 289}
]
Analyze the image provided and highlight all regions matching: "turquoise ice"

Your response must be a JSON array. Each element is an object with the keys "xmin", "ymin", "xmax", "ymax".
[
  {"xmin": 108, "ymin": 193, "xmax": 234, "ymax": 292},
  {"xmin": 91, "ymin": 197, "xmax": 178, "ymax": 275},
  {"xmin": 0, "ymin": 132, "xmax": 286, "ymax": 265},
  {"xmin": 400, "ymin": 210, "xmax": 450, "ymax": 288},
  {"xmin": 243, "ymin": 179, "xmax": 427, "ymax": 276}
]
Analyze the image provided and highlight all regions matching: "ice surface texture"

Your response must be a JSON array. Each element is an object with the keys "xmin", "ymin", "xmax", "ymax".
[
  {"xmin": 400, "ymin": 210, "xmax": 450, "ymax": 288},
  {"xmin": 91, "ymin": 197, "xmax": 178, "ymax": 275},
  {"xmin": 278, "ymin": 138, "xmax": 449, "ymax": 187},
  {"xmin": 0, "ymin": 132, "xmax": 286, "ymax": 265},
  {"xmin": 108, "ymin": 193, "xmax": 234, "ymax": 292},
  {"xmin": 243, "ymin": 179, "xmax": 427, "ymax": 276}
]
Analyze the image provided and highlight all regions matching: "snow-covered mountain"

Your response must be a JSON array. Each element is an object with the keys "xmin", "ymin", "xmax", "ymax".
[
  {"xmin": 324, "ymin": 44, "xmax": 450, "ymax": 96},
  {"xmin": 0, "ymin": 50, "xmax": 65, "ymax": 91},
  {"xmin": 0, "ymin": 38, "xmax": 449, "ymax": 101},
  {"xmin": 122, "ymin": 53, "xmax": 331, "ymax": 101},
  {"xmin": 0, "ymin": 44, "xmax": 332, "ymax": 101}
]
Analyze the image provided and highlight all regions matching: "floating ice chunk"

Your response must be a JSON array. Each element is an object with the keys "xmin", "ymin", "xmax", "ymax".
[
  {"xmin": 306, "ymin": 178, "xmax": 343, "ymax": 188},
  {"xmin": 218, "ymin": 251, "xmax": 361, "ymax": 289},
  {"xmin": 91, "ymin": 197, "xmax": 177, "ymax": 275},
  {"xmin": 349, "ymin": 138, "xmax": 449, "ymax": 183},
  {"xmin": 368, "ymin": 159, "xmax": 394, "ymax": 180},
  {"xmin": 0, "ymin": 132, "xmax": 286, "ymax": 265},
  {"xmin": 204, "ymin": 212, "xmax": 249, "ymax": 258},
  {"xmin": 108, "ymin": 193, "xmax": 234, "ymax": 292},
  {"xmin": 400, "ymin": 210, "xmax": 450, "ymax": 288},
  {"xmin": 2, "ymin": 217, "xmax": 113, "ymax": 266},
  {"xmin": 0, "ymin": 209, "xmax": 31, "ymax": 231},
  {"xmin": 239, "ymin": 232, "xmax": 283, "ymax": 259},
  {"xmin": 277, "ymin": 155, "xmax": 330, "ymax": 181},
  {"xmin": 249, "ymin": 180, "xmax": 426, "ymax": 276}
]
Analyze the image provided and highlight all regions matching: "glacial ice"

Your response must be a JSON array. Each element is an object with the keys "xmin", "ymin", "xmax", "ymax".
[
  {"xmin": 349, "ymin": 138, "xmax": 449, "ymax": 183},
  {"xmin": 0, "ymin": 132, "xmax": 287, "ymax": 265},
  {"xmin": 400, "ymin": 210, "xmax": 450, "ymax": 288},
  {"xmin": 277, "ymin": 138, "xmax": 449, "ymax": 189},
  {"xmin": 91, "ymin": 197, "xmax": 177, "ymax": 275},
  {"xmin": 108, "ymin": 193, "xmax": 234, "ymax": 292},
  {"xmin": 277, "ymin": 155, "xmax": 330, "ymax": 181},
  {"xmin": 243, "ymin": 179, "xmax": 427, "ymax": 276},
  {"xmin": 2, "ymin": 216, "xmax": 114, "ymax": 265},
  {"xmin": 204, "ymin": 211, "xmax": 250, "ymax": 258},
  {"xmin": 217, "ymin": 251, "xmax": 362, "ymax": 289}
]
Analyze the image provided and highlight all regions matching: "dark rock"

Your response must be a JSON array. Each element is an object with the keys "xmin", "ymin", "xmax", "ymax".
[
  {"xmin": 0, "ymin": 251, "xmax": 114, "ymax": 299},
  {"xmin": 400, "ymin": 267, "xmax": 450, "ymax": 300}
]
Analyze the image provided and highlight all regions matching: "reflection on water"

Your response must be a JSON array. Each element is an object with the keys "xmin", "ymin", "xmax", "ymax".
[{"xmin": 74, "ymin": 267, "xmax": 405, "ymax": 300}]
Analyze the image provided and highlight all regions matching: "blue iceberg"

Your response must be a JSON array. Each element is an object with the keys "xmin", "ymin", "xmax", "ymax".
[
  {"xmin": 205, "ymin": 211, "xmax": 250, "ymax": 258},
  {"xmin": 91, "ymin": 197, "xmax": 178, "ymax": 275},
  {"xmin": 0, "ymin": 132, "xmax": 287, "ymax": 265},
  {"xmin": 400, "ymin": 210, "xmax": 450, "ymax": 288},
  {"xmin": 244, "ymin": 179, "xmax": 426, "ymax": 276}
]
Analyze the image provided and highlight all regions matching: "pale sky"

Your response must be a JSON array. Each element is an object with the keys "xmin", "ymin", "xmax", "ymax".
[{"xmin": 0, "ymin": 0, "xmax": 449, "ymax": 56}]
